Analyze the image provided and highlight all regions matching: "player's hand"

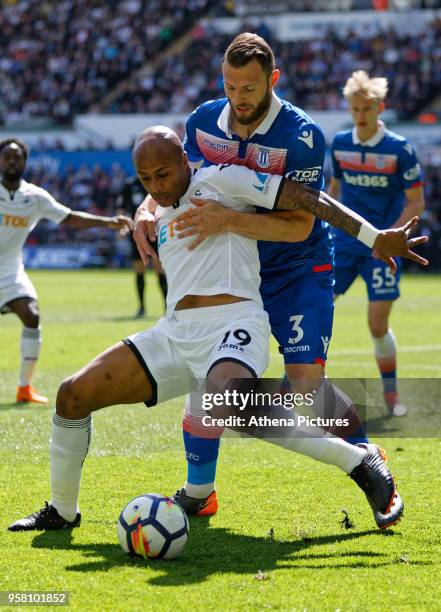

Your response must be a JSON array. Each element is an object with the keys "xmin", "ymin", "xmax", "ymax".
[
  {"xmin": 133, "ymin": 210, "xmax": 158, "ymax": 264},
  {"xmin": 373, "ymin": 216, "xmax": 429, "ymax": 271},
  {"xmin": 175, "ymin": 198, "xmax": 228, "ymax": 250},
  {"xmin": 107, "ymin": 215, "xmax": 133, "ymax": 235}
]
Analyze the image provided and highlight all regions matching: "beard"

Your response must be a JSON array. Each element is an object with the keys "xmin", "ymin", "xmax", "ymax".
[
  {"xmin": 2, "ymin": 169, "xmax": 23, "ymax": 182},
  {"xmin": 230, "ymin": 86, "xmax": 272, "ymax": 126}
]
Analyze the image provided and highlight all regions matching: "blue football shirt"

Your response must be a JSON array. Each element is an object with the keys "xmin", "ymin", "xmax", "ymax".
[
  {"xmin": 184, "ymin": 93, "xmax": 333, "ymax": 273},
  {"xmin": 331, "ymin": 122, "xmax": 423, "ymax": 257}
]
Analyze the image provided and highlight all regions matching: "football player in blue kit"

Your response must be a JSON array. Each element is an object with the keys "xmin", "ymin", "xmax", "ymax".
[
  {"xmin": 133, "ymin": 35, "xmax": 426, "ymax": 517},
  {"xmin": 329, "ymin": 71, "xmax": 425, "ymax": 417}
]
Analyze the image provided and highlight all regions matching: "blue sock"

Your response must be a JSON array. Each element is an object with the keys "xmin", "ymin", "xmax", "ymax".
[
  {"xmin": 381, "ymin": 370, "xmax": 398, "ymax": 393},
  {"xmin": 184, "ymin": 431, "xmax": 220, "ymax": 492},
  {"xmin": 346, "ymin": 427, "xmax": 369, "ymax": 445}
]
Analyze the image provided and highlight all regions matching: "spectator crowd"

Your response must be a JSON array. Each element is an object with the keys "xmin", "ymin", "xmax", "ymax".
[
  {"xmin": 110, "ymin": 17, "xmax": 441, "ymax": 119},
  {"xmin": 0, "ymin": 0, "xmax": 211, "ymax": 124},
  {"xmin": 1, "ymin": 0, "xmax": 439, "ymax": 264},
  {"xmin": 0, "ymin": 1, "xmax": 439, "ymax": 121}
]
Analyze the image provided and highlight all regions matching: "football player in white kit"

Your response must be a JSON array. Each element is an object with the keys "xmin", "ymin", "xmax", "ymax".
[
  {"xmin": 0, "ymin": 139, "xmax": 132, "ymax": 404},
  {"xmin": 10, "ymin": 126, "xmax": 429, "ymax": 532}
]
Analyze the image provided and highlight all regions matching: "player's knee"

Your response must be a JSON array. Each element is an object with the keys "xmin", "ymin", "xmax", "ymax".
[
  {"xmin": 208, "ymin": 360, "xmax": 255, "ymax": 385},
  {"xmin": 369, "ymin": 320, "xmax": 388, "ymax": 338},
  {"xmin": 206, "ymin": 361, "xmax": 255, "ymax": 419},
  {"xmin": 22, "ymin": 301, "xmax": 40, "ymax": 328},
  {"xmin": 286, "ymin": 366, "xmax": 323, "ymax": 395},
  {"xmin": 56, "ymin": 377, "xmax": 91, "ymax": 419}
]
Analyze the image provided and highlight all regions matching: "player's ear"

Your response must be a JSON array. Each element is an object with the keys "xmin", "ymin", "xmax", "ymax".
[
  {"xmin": 181, "ymin": 150, "xmax": 188, "ymax": 166},
  {"xmin": 379, "ymin": 100, "xmax": 386, "ymax": 114},
  {"xmin": 271, "ymin": 69, "xmax": 280, "ymax": 87}
]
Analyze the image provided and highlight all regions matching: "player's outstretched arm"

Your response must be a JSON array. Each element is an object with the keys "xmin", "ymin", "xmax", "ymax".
[
  {"xmin": 63, "ymin": 211, "xmax": 133, "ymax": 232},
  {"xmin": 275, "ymin": 181, "xmax": 429, "ymax": 269}
]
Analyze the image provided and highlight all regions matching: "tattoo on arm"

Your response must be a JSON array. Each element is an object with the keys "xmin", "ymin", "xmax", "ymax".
[{"xmin": 277, "ymin": 181, "xmax": 364, "ymax": 238}]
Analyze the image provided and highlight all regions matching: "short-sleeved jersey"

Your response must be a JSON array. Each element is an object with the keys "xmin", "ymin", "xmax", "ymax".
[
  {"xmin": 184, "ymin": 93, "xmax": 333, "ymax": 272},
  {"xmin": 116, "ymin": 176, "xmax": 146, "ymax": 219},
  {"xmin": 331, "ymin": 122, "xmax": 423, "ymax": 256},
  {"xmin": 0, "ymin": 180, "xmax": 70, "ymax": 276},
  {"xmin": 157, "ymin": 164, "xmax": 282, "ymax": 314}
]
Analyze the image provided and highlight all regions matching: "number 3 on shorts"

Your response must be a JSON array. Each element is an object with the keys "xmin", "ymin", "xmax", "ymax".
[{"xmin": 288, "ymin": 314, "xmax": 304, "ymax": 345}]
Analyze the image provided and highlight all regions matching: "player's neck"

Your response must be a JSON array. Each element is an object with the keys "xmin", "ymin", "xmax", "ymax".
[
  {"xmin": 1, "ymin": 176, "xmax": 21, "ymax": 193},
  {"xmin": 230, "ymin": 109, "xmax": 270, "ymax": 140},
  {"xmin": 356, "ymin": 121, "xmax": 381, "ymax": 143}
]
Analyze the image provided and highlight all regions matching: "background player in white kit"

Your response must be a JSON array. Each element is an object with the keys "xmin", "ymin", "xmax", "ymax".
[
  {"xmin": 0, "ymin": 139, "xmax": 132, "ymax": 404},
  {"xmin": 10, "ymin": 125, "xmax": 430, "ymax": 532}
]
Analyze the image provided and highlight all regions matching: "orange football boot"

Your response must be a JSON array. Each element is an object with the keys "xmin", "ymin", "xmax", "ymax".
[
  {"xmin": 16, "ymin": 385, "xmax": 49, "ymax": 404},
  {"xmin": 172, "ymin": 488, "xmax": 218, "ymax": 516}
]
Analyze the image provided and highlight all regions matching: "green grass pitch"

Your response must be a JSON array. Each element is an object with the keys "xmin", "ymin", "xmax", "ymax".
[{"xmin": 1, "ymin": 270, "xmax": 440, "ymax": 610}]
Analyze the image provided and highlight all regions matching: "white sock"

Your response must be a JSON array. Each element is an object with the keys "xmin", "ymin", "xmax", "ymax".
[
  {"xmin": 267, "ymin": 429, "xmax": 366, "ymax": 473},
  {"xmin": 372, "ymin": 328, "xmax": 397, "ymax": 359},
  {"xmin": 18, "ymin": 326, "xmax": 42, "ymax": 386},
  {"xmin": 184, "ymin": 482, "xmax": 215, "ymax": 498},
  {"xmin": 50, "ymin": 412, "xmax": 92, "ymax": 522},
  {"xmin": 295, "ymin": 435, "xmax": 367, "ymax": 473}
]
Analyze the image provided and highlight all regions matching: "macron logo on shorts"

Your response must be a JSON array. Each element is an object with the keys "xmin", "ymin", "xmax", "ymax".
[{"xmin": 0, "ymin": 213, "xmax": 29, "ymax": 228}]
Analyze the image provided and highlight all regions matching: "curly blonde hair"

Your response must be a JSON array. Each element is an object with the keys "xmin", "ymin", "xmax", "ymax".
[{"xmin": 343, "ymin": 70, "xmax": 388, "ymax": 101}]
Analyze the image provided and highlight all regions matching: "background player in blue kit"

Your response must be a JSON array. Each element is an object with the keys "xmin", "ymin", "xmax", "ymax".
[
  {"xmin": 133, "ymin": 35, "xmax": 423, "ymax": 517},
  {"xmin": 329, "ymin": 71, "xmax": 425, "ymax": 417}
]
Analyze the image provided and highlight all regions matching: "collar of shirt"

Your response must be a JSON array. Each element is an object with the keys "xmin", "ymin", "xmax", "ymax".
[
  {"xmin": 217, "ymin": 92, "xmax": 282, "ymax": 139},
  {"xmin": 0, "ymin": 179, "xmax": 23, "ymax": 200},
  {"xmin": 352, "ymin": 121, "xmax": 386, "ymax": 147}
]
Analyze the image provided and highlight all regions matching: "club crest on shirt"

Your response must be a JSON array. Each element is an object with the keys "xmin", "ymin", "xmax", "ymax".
[
  {"xmin": 257, "ymin": 147, "xmax": 270, "ymax": 168},
  {"xmin": 375, "ymin": 156, "xmax": 385, "ymax": 169}
]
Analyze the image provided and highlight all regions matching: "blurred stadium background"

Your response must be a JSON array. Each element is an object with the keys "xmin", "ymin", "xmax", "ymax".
[{"xmin": 1, "ymin": 0, "xmax": 440, "ymax": 270}]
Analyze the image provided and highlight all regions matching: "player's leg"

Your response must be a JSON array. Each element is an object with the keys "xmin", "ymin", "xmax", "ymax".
[
  {"xmin": 174, "ymin": 301, "xmax": 270, "ymax": 516},
  {"xmin": 178, "ymin": 360, "xmax": 255, "ymax": 516},
  {"xmin": 133, "ymin": 256, "xmax": 146, "ymax": 318},
  {"xmin": 8, "ymin": 340, "xmax": 155, "ymax": 531},
  {"xmin": 180, "ymin": 392, "xmax": 221, "ymax": 510},
  {"xmin": 196, "ymin": 352, "xmax": 402, "ymax": 529},
  {"xmin": 178, "ymin": 266, "xmax": 364, "ymax": 515},
  {"xmin": 273, "ymin": 265, "xmax": 368, "ymax": 444},
  {"xmin": 5, "ymin": 295, "xmax": 48, "ymax": 404},
  {"xmin": 175, "ymin": 302, "xmax": 403, "ymax": 528},
  {"xmin": 205, "ymin": 364, "xmax": 403, "ymax": 529},
  {"xmin": 361, "ymin": 258, "xmax": 404, "ymax": 416}
]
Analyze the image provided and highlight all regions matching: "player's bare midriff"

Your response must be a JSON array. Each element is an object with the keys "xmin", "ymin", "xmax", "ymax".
[{"xmin": 175, "ymin": 294, "xmax": 250, "ymax": 310}]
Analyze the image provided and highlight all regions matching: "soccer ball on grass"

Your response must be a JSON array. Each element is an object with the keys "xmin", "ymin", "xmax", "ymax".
[{"xmin": 117, "ymin": 494, "xmax": 189, "ymax": 560}]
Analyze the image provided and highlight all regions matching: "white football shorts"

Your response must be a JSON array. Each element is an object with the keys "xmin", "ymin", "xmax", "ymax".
[
  {"xmin": 0, "ymin": 268, "xmax": 38, "ymax": 314},
  {"xmin": 124, "ymin": 300, "xmax": 270, "ymax": 406}
]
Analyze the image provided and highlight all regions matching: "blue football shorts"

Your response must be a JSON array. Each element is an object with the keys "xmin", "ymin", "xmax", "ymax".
[
  {"xmin": 334, "ymin": 250, "xmax": 401, "ymax": 302},
  {"xmin": 260, "ymin": 261, "xmax": 334, "ymax": 365}
]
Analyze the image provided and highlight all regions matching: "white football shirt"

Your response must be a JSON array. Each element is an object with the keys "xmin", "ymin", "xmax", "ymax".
[
  {"xmin": 157, "ymin": 164, "xmax": 282, "ymax": 314},
  {"xmin": 0, "ymin": 180, "xmax": 71, "ymax": 277}
]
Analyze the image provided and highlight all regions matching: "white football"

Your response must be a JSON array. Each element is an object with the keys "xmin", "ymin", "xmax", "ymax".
[{"xmin": 117, "ymin": 494, "xmax": 189, "ymax": 560}]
